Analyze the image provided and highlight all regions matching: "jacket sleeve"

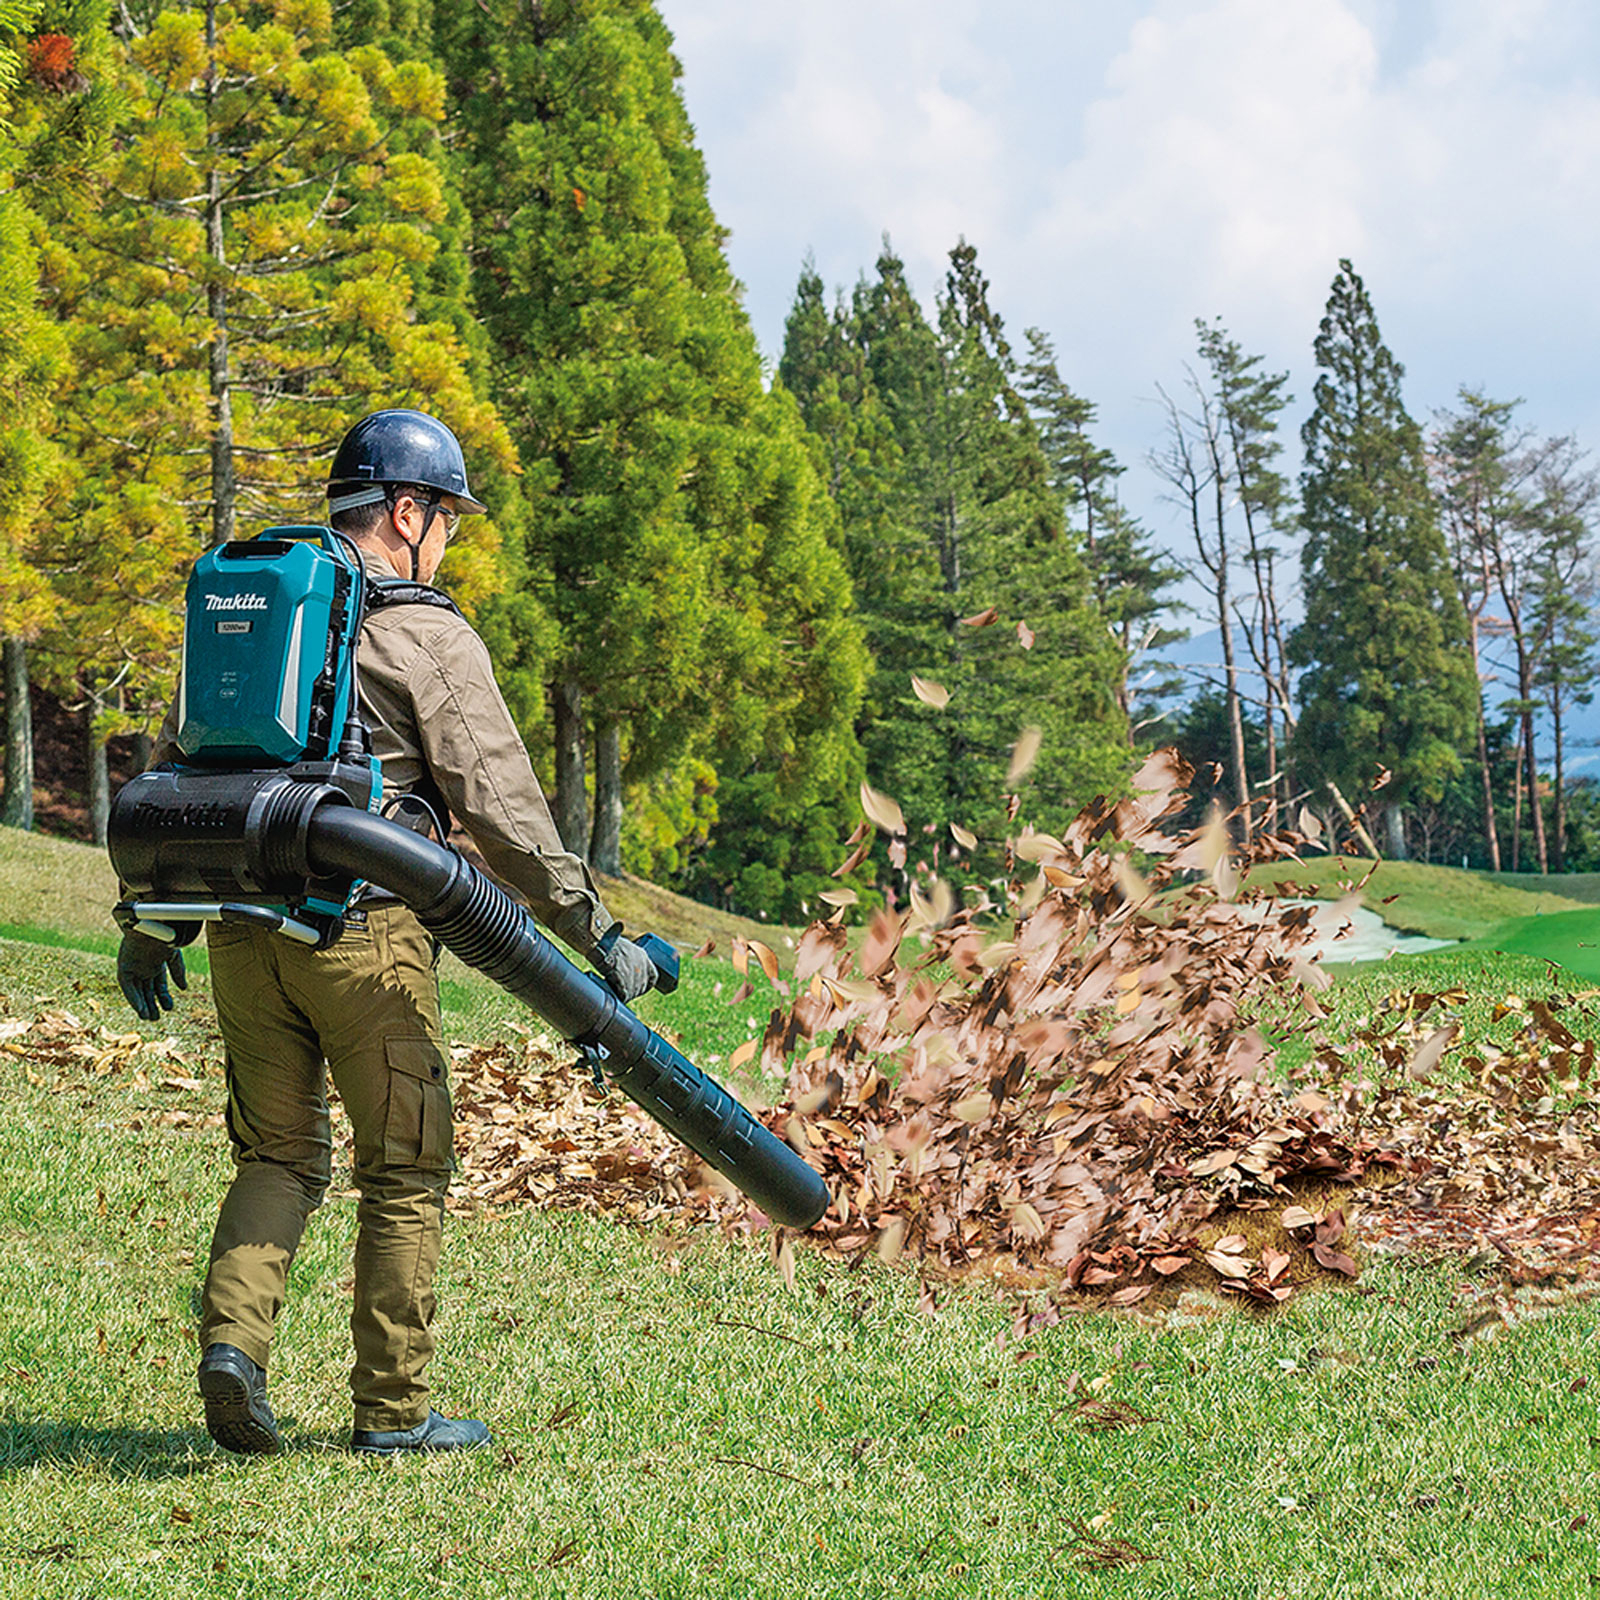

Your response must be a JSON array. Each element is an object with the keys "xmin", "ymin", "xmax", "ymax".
[{"xmin": 405, "ymin": 617, "xmax": 614, "ymax": 956}]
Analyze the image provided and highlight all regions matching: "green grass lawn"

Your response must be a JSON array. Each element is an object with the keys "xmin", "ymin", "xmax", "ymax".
[
  {"xmin": 6, "ymin": 844, "xmax": 1600, "ymax": 1596},
  {"xmin": 1245, "ymin": 854, "xmax": 1592, "ymax": 941}
]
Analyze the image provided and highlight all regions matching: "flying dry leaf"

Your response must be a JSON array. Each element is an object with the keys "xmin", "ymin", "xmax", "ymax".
[
  {"xmin": 950, "ymin": 822, "xmax": 978, "ymax": 851},
  {"xmin": 1014, "ymin": 832, "xmax": 1066, "ymax": 863},
  {"xmin": 774, "ymin": 1232, "xmax": 797, "ymax": 1293},
  {"xmin": 728, "ymin": 1039, "xmax": 757, "ymax": 1070},
  {"xmin": 877, "ymin": 1218, "xmax": 906, "ymax": 1263},
  {"xmin": 960, "ymin": 605, "xmax": 999, "ymax": 627},
  {"xmin": 1016, "ymin": 620, "xmax": 1035, "ymax": 650},
  {"xmin": 1011, "ymin": 1201, "xmax": 1047, "ymax": 1241},
  {"xmin": 1297, "ymin": 805, "xmax": 1324, "ymax": 843},
  {"xmin": 1007, "ymin": 726, "xmax": 1043, "ymax": 786},
  {"xmin": 821, "ymin": 976, "xmax": 879, "ymax": 1008},
  {"xmin": 860, "ymin": 781, "xmax": 906, "ymax": 835},
  {"xmin": 1111, "ymin": 855, "xmax": 1153, "ymax": 912},
  {"xmin": 1407, "ymin": 1022, "xmax": 1459, "ymax": 1081},
  {"xmin": 693, "ymin": 937, "xmax": 715, "ymax": 959},
  {"xmin": 911, "ymin": 675, "xmax": 950, "ymax": 709},
  {"xmin": 1043, "ymin": 866, "xmax": 1084, "ymax": 888},
  {"xmin": 952, "ymin": 1092, "xmax": 993, "ymax": 1123},
  {"xmin": 747, "ymin": 939, "xmax": 780, "ymax": 984},
  {"xmin": 730, "ymin": 936, "xmax": 748, "ymax": 977},
  {"xmin": 1371, "ymin": 766, "xmax": 1393, "ymax": 791},
  {"xmin": 832, "ymin": 833, "xmax": 873, "ymax": 879},
  {"xmin": 860, "ymin": 910, "xmax": 905, "ymax": 980},
  {"xmin": 818, "ymin": 888, "xmax": 858, "ymax": 908}
]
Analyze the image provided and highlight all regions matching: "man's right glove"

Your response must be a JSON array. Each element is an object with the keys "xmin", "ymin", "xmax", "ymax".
[
  {"xmin": 592, "ymin": 925, "xmax": 656, "ymax": 1003},
  {"xmin": 117, "ymin": 930, "xmax": 188, "ymax": 1022}
]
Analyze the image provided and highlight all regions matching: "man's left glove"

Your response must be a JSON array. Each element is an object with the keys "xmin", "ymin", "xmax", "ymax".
[
  {"xmin": 117, "ymin": 930, "xmax": 188, "ymax": 1021},
  {"xmin": 592, "ymin": 925, "xmax": 655, "ymax": 1003}
]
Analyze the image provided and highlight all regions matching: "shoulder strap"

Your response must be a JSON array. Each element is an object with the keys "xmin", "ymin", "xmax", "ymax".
[{"xmin": 364, "ymin": 578, "xmax": 465, "ymax": 619}]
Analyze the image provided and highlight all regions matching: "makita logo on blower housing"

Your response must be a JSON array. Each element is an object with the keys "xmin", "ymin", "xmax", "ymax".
[{"xmin": 205, "ymin": 593, "xmax": 270, "ymax": 612}]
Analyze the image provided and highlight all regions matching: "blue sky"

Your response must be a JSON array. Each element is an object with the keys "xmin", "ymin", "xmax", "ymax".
[{"xmin": 657, "ymin": 0, "xmax": 1600, "ymax": 563}]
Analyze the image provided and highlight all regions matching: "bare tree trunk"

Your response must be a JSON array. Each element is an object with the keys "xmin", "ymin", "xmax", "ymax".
[
  {"xmin": 1383, "ymin": 801, "xmax": 1408, "ymax": 861},
  {"xmin": 1326, "ymin": 779, "xmax": 1380, "ymax": 858},
  {"xmin": 85, "ymin": 679, "xmax": 110, "ymax": 848},
  {"xmin": 205, "ymin": 0, "xmax": 235, "ymax": 548},
  {"xmin": 590, "ymin": 719, "xmax": 623, "ymax": 876},
  {"xmin": 1217, "ymin": 589, "xmax": 1251, "ymax": 837},
  {"xmin": 552, "ymin": 677, "xmax": 589, "ymax": 860},
  {"xmin": 1552, "ymin": 697, "xmax": 1566, "ymax": 873},
  {"xmin": 1519, "ymin": 687, "xmax": 1548, "ymax": 873},
  {"xmin": 2, "ymin": 636, "xmax": 33, "ymax": 831},
  {"xmin": 1470, "ymin": 616, "xmax": 1501, "ymax": 870},
  {"xmin": 1511, "ymin": 764, "xmax": 1522, "ymax": 872}
]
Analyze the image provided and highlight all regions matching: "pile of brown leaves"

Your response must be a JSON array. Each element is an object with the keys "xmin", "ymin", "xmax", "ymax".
[
  {"xmin": 696, "ymin": 750, "xmax": 1600, "ymax": 1297},
  {"xmin": 447, "ymin": 1032, "xmax": 705, "ymax": 1223},
  {"xmin": 733, "ymin": 750, "xmax": 1396, "ymax": 1302}
]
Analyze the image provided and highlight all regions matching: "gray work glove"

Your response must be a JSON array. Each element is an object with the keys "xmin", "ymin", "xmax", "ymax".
[
  {"xmin": 117, "ymin": 930, "xmax": 188, "ymax": 1021},
  {"xmin": 592, "ymin": 925, "xmax": 655, "ymax": 1003}
]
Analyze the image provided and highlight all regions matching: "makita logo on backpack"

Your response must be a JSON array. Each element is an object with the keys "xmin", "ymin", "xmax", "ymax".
[{"xmin": 205, "ymin": 593, "xmax": 270, "ymax": 612}]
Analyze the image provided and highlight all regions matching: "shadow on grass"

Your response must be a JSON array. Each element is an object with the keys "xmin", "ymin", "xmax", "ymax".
[{"xmin": 0, "ymin": 1413, "xmax": 216, "ymax": 1478}]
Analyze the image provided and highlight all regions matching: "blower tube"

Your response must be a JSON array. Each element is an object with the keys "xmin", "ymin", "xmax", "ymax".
[{"xmin": 112, "ymin": 772, "xmax": 828, "ymax": 1229}]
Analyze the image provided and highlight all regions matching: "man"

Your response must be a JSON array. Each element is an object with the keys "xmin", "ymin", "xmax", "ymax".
[{"xmin": 119, "ymin": 410, "xmax": 654, "ymax": 1456}]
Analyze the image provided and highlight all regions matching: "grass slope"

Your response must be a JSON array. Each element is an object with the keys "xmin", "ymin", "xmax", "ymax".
[
  {"xmin": 1244, "ymin": 855, "xmax": 1592, "ymax": 941},
  {"xmin": 5, "ymin": 937, "xmax": 1600, "ymax": 1598}
]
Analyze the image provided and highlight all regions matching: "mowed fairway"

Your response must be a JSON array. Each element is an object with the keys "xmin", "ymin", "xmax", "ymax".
[{"xmin": 3, "ymin": 839, "xmax": 1600, "ymax": 1597}]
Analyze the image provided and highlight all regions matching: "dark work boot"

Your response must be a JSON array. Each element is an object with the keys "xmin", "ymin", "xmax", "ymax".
[
  {"xmin": 350, "ymin": 1410, "xmax": 491, "ymax": 1455},
  {"xmin": 198, "ymin": 1343, "xmax": 282, "ymax": 1455}
]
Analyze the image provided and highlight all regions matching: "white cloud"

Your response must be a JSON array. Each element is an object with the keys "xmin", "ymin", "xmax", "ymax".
[{"xmin": 660, "ymin": 0, "xmax": 1600, "ymax": 503}]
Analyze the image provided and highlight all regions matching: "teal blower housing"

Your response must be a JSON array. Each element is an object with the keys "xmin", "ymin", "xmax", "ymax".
[
  {"xmin": 110, "ymin": 526, "xmax": 828, "ymax": 1230},
  {"xmin": 178, "ymin": 527, "xmax": 366, "ymax": 769}
]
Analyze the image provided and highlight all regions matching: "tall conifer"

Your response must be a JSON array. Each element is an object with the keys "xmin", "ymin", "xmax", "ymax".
[
  {"xmin": 441, "ymin": 0, "xmax": 866, "ymax": 893},
  {"xmin": 1291, "ymin": 260, "xmax": 1475, "ymax": 857}
]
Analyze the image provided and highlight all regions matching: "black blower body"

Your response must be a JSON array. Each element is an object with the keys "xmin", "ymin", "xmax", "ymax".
[{"xmin": 109, "ymin": 770, "xmax": 827, "ymax": 1229}]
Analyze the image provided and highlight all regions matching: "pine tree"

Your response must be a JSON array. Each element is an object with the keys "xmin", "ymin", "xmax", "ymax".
[
  {"xmin": 787, "ymin": 241, "xmax": 1128, "ymax": 887},
  {"xmin": 1019, "ymin": 328, "xmax": 1180, "ymax": 743},
  {"xmin": 40, "ymin": 0, "xmax": 511, "ymax": 796},
  {"xmin": 0, "ymin": 0, "xmax": 114, "ymax": 831},
  {"xmin": 440, "ymin": 0, "xmax": 867, "ymax": 893},
  {"xmin": 1290, "ymin": 260, "xmax": 1476, "ymax": 858}
]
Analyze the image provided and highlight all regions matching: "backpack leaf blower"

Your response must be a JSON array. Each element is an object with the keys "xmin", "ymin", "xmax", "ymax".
[{"xmin": 108, "ymin": 527, "xmax": 828, "ymax": 1230}]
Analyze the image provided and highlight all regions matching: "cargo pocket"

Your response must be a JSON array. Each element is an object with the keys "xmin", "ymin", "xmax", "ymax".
[{"xmin": 382, "ymin": 1037, "xmax": 454, "ymax": 1173}]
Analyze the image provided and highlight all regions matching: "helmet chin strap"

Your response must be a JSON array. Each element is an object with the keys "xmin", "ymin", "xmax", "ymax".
[{"xmin": 398, "ymin": 501, "xmax": 441, "ymax": 582}]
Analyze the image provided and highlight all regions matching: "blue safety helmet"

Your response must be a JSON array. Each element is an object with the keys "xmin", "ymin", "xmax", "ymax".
[{"xmin": 326, "ymin": 409, "xmax": 487, "ymax": 517}]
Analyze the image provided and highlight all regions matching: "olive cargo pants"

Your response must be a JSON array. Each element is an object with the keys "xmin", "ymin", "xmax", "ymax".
[{"xmin": 200, "ymin": 905, "xmax": 454, "ymax": 1432}]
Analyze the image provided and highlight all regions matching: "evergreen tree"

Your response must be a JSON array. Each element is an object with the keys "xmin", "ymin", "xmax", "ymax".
[
  {"xmin": 785, "ymin": 241, "xmax": 1128, "ymax": 888},
  {"xmin": 1290, "ymin": 260, "xmax": 1475, "ymax": 858},
  {"xmin": 40, "ymin": 0, "xmax": 511, "ymax": 798},
  {"xmin": 440, "ymin": 0, "xmax": 866, "ymax": 894},
  {"xmin": 1019, "ymin": 329, "xmax": 1181, "ymax": 743},
  {"xmin": 0, "ymin": 0, "xmax": 113, "ymax": 830},
  {"xmin": 1527, "ymin": 446, "xmax": 1600, "ymax": 872}
]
